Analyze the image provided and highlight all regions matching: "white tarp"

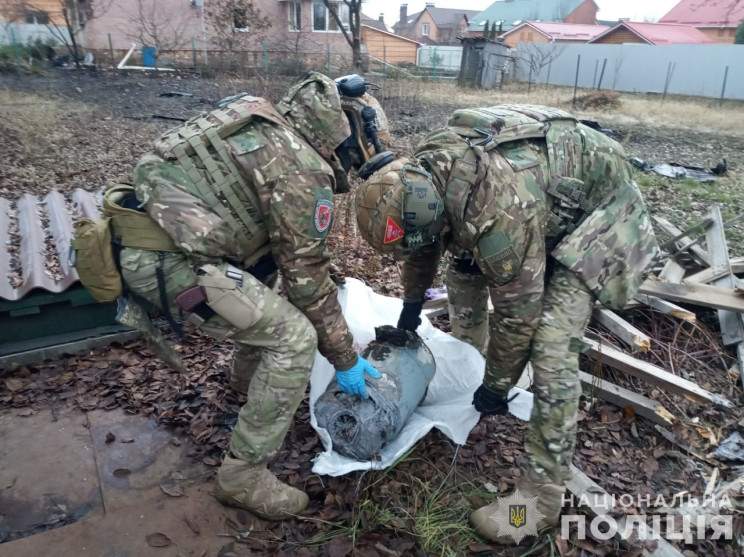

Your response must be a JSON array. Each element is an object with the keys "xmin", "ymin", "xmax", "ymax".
[{"xmin": 309, "ymin": 278, "xmax": 533, "ymax": 476}]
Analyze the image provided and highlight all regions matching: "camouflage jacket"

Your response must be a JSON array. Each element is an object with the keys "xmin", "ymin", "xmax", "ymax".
[
  {"xmin": 402, "ymin": 105, "xmax": 659, "ymax": 380},
  {"xmin": 133, "ymin": 100, "xmax": 358, "ymax": 370}
]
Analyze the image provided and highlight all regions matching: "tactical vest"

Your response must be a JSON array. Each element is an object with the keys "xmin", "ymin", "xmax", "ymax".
[
  {"xmin": 150, "ymin": 96, "xmax": 294, "ymax": 267},
  {"xmin": 435, "ymin": 105, "xmax": 595, "ymax": 247}
]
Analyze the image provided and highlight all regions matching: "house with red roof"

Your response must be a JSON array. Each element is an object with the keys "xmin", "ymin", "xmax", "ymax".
[
  {"xmin": 588, "ymin": 21, "xmax": 714, "ymax": 45},
  {"xmin": 660, "ymin": 0, "xmax": 744, "ymax": 44},
  {"xmin": 501, "ymin": 21, "xmax": 609, "ymax": 48}
]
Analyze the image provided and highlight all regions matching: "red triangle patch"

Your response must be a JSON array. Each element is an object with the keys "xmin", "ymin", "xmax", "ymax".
[{"xmin": 383, "ymin": 216, "xmax": 405, "ymax": 244}]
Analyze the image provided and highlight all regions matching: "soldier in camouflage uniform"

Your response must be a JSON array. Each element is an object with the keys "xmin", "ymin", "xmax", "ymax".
[
  {"xmin": 355, "ymin": 105, "xmax": 659, "ymax": 542},
  {"xmin": 102, "ymin": 73, "xmax": 389, "ymax": 520}
]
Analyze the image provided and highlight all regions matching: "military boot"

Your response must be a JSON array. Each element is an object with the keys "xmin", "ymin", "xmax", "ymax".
[
  {"xmin": 214, "ymin": 454, "xmax": 309, "ymax": 519},
  {"xmin": 470, "ymin": 468, "xmax": 566, "ymax": 544}
]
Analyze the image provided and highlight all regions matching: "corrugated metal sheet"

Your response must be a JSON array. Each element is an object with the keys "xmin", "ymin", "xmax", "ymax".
[{"xmin": 1, "ymin": 189, "xmax": 100, "ymax": 301}]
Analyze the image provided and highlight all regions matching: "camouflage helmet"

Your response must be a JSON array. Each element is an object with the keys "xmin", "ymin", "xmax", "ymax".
[
  {"xmin": 356, "ymin": 158, "xmax": 445, "ymax": 257},
  {"xmin": 335, "ymin": 75, "xmax": 392, "ymax": 171},
  {"xmin": 276, "ymin": 72, "xmax": 352, "ymax": 191}
]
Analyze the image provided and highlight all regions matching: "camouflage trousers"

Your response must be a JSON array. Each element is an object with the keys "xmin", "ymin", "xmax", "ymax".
[
  {"xmin": 447, "ymin": 261, "xmax": 593, "ymax": 484},
  {"xmin": 119, "ymin": 248, "xmax": 317, "ymax": 465}
]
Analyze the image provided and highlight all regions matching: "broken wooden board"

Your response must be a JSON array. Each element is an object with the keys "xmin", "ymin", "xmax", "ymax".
[
  {"xmin": 592, "ymin": 308, "xmax": 651, "ymax": 352},
  {"xmin": 658, "ymin": 259, "xmax": 686, "ymax": 283},
  {"xmin": 579, "ymin": 371, "xmax": 674, "ymax": 426},
  {"xmin": 654, "ymin": 216, "xmax": 711, "ymax": 267},
  {"xmin": 567, "ymin": 466, "xmax": 684, "ymax": 557},
  {"xmin": 705, "ymin": 205, "xmax": 744, "ymax": 345},
  {"xmin": 582, "ymin": 338, "xmax": 733, "ymax": 409},
  {"xmin": 685, "ymin": 258, "xmax": 744, "ymax": 285},
  {"xmin": 705, "ymin": 205, "xmax": 744, "ymax": 390},
  {"xmin": 633, "ymin": 294, "xmax": 696, "ymax": 323},
  {"xmin": 638, "ymin": 279, "xmax": 744, "ymax": 314}
]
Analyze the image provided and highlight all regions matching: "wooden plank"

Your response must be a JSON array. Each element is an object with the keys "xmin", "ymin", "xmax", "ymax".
[
  {"xmin": 633, "ymin": 294, "xmax": 697, "ymax": 323},
  {"xmin": 582, "ymin": 337, "xmax": 733, "ymax": 409},
  {"xmin": 658, "ymin": 259, "xmax": 687, "ymax": 283},
  {"xmin": 592, "ymin": 308, "xmax": 651, "ymax": 352},
  {"xmin": 638, "ymin": 279, "xmax": 744, "ymax": 313},
  {"xmin": 566, "ymin": 466, "xmax": 685, "ymax": 557},
  {"xmin": 654, "ymin": 216, "xmax": 711, "ymax": 267},
  {"xmin": 705, "ymin": 206, "xmax": 744, "ymax": 371},
  {"xmin": 685, "ymin": 258, "xmax": 744, "ymax": 284},
  {"xmin": 579, "ymin": 371, "xmax": 675, "ymax": 426}
]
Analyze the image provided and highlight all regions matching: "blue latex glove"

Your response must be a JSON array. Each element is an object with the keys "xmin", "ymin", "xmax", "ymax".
[{"xmin": 335, "ymin": 355, "xmax": 381, "ymax": 398}]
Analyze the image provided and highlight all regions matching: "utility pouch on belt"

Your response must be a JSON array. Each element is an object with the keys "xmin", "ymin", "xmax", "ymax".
[
  {"xmin": 70, "ymin": 217, "xmax": 123, "ymax": 303},
  {"xmin": 195, "ymin": 264, "xmax": 263, "ymax": 330}
]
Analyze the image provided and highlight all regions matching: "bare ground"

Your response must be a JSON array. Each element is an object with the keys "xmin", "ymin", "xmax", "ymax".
[{"xmin": 1, "ymin": 70, "xmax": 743, "ymax": 556}]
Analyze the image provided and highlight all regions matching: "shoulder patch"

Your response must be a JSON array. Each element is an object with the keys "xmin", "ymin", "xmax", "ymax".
[
  {"xmin": 383, "ymin": 216, "xmax": 405, "ymax": 244},
  {"xmin": 314, "ymin": 199, "xmax": 333, "ymax": 233}
]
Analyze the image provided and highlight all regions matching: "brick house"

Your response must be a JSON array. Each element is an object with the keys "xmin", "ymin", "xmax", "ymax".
[
  {"xmin": 468, "ymin": 0, "xmax": 598, "ymax": 37},
  {"xmin": 83, "ymin": 0, "xmax": 358, "ymax": 53},
  {"xmin": 660, "ymin": 0, "xmax": 744, "ymax": 44},
  {"xmin": 393, "ymin": 3, "xmax": 479, "ymax": 45}
]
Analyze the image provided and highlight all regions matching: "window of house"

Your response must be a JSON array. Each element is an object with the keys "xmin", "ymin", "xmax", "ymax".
[
  {"xmin": 422, "ymin": 23, "xmax": 430, "ymax": 36},
  {"xmin": 234, "ymin": 7, "xmax": 249, "ymax": 32},
  {"xmin": 25, "ymin": 10, "xmax": 50, "ymax": 24},
  {"xmin": 288, "ymin": 1, "xmax": 302, "ymax": 31},
  {"xmin": 313, "ymin": 0, "xmax": 349, "ymax": 32}
]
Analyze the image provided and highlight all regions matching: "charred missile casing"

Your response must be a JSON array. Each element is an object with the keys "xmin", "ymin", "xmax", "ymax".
[{"xmin": 315, "ymin": 326, "xmax": 436, "ymax": 461}]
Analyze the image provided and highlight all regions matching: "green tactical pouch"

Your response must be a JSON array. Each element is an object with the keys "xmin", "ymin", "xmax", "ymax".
[
  {"xmin": 474, "ymin": 229, "xmax": 521, "ymax": 286},
  {"xmin": 70, "ymin": 217, "xmax": 123, "ymax": 303}
]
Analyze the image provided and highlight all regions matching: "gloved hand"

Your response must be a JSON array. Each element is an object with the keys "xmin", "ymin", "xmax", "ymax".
[
  {"xmin": 397, "ymin": 300, "xmax": 424, "ymax": 332},
  {"xmin": 336, "ymin": 355, "xmax": 381, "ymax": 398},
  {"xmin": 472, "ymin": 384, "xmax": 518, "ymax": 415},
  {"xmin": 329, "ymin": 262, "xmax": 346, "ymax": 286}
]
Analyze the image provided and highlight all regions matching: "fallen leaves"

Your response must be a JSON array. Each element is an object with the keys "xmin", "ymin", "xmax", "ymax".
[
  {"xmin": 105, "ymin": 432, "xmax": 116, "ymax": 443},
  {"xmin": 159, "ymin": 483, "xmax": 184, "ymax": 497},
  {"xmin": 145, "ymin": 532, "xmax": 172, "ymax": 547}
]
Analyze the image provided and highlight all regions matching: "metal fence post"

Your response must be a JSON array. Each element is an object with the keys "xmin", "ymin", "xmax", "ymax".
[
  {"xmin": 662, "ymin": 62, "xmax": 676, "ymax": 104},
  {"xmin": 108, "ymin": 33, "xmax": 115, "ymax": 66},
  {"xmin": 326, "ymin": 44, "xmax": 331, "ymax": 75},
  {"xmin": 572, "ymin": 55, "xmax": 581, "ymax": 107},
  {"xmin": 720, "ymin": 66, "xmax": 730, "ymax": 105},
  {"xmin": 596, "ymin": 58, "xmax": 607, "ymax": 90},
  {"xmin": 191, "ymin": 37, "xmax": 198, "ymax": 75},
  {"xmin": 432, "ymin": 47, "xmax": 437, "ymax": 82},
  {"xmin": 383, "ymin": 46, "xmax": 387, "ymax": 82},
  {"xmin": 592, "ymin": 59, "xmax": 599, "ymax": 88},
  {"xmin": 10, "ymin": 27, "xmax": 23, "ymax": 78},
  {"xmin": 263, "ymin": 40, "xmax": 269, "ymax": 80}
]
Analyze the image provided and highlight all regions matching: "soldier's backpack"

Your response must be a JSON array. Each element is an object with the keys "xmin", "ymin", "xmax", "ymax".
[{"xmin": 70, "ymin": 216, "xmax": 123, "ymax": 303}]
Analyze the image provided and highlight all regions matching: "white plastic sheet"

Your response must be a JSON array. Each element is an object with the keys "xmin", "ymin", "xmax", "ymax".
[{"xmin": 310, "ymin": 278, "xmax": 533, "ymax": 476}]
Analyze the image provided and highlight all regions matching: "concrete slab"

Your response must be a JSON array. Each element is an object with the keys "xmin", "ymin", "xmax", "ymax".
[
  {"xmin": 0, "ymin": 407, "xmax": 102, "ymax": 543},
  {"xmin": 0, "ymin": 481, "xmax": 249, "ymax": 557},
  {"xmin": 86, "ymin": 409, "xmax": 211, "ymax": 513}
]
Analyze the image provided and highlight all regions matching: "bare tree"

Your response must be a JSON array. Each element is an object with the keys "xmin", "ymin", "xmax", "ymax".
[
  {"xmin": 205, "ymin": 0, "xmax": 271, "ymax": 64},
  {"xmin": 519, "ymin": 42, "xmax": 566, "ymax": 91},
  {"xmin": 124, "ymin": 0, "xmax": 191, "ymax": 65},
  {"xmin": 322, "ymin": 0, "xmax": 363, "ymax": 71},
  {"xmin": 24, "ymin": 0, "xmax": 112, "ymax": 68}
]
